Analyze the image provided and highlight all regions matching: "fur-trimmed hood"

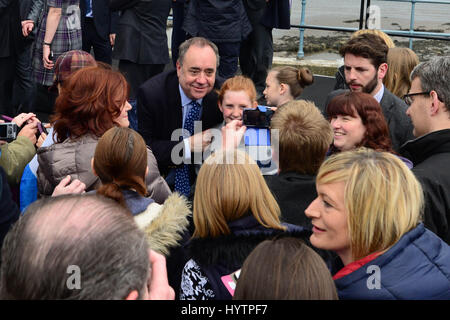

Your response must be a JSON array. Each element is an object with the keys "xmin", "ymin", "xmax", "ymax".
[{"xmin": 134, "ymin": 193, "xmax": 191, "ymax": 256}]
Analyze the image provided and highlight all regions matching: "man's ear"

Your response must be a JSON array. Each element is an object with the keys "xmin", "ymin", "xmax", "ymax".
[
  {"xmin": 378, "ymin": 63, "xmax": 388, "ymax": 80},
  {"xmin": 252, "ymin": 100, "xmax": 258, "ymax": 108},
  {"xmin": 430, "ymin": 90, "xmax": 441, "ymax": 116},
  {"xmin": 176, "ymin": 60, "xmax": 182, "ymax": 76},
  {"xmin": 91, "ymin": 158, "xmax": 97, "ymax": 176},
  {"xmin": 125, "ymin": 290, "xmax": 139, "ymax": 300}
]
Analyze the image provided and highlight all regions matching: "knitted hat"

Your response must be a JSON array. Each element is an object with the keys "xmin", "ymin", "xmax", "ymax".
[{"xmin": 51, "ymin": 50, "xmax": 97, "ymax": 88}]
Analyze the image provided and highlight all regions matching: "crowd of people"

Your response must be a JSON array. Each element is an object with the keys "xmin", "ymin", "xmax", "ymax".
[{"xmin": 0, "ymin": 0, "xmax": 449, "ymax": 300}]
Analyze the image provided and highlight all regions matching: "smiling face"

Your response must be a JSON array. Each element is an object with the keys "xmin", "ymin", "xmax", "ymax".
[
  {"xmin": 176, "ymin": 45, "xmax": 217, "ymax": 100},
  {"xmin": 330, "ymin": 111, "xmax": 366, "ymax": 151},
  {"xmin": 344, "ymin": 53, "xmax": 386, "ymax": 95},
  {"xmin": 305, "ymin": 181, "xmax": 351, "ymax": 263},
  {"xmin": 219, "ymin": 90, "xmax": 256, "ymax": 124},
  {"xmin": 114, "ymin": 100, "xmax": 132, "ymax": 128}
]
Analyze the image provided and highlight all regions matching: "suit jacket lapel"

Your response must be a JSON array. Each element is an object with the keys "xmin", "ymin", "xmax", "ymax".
[
  {"xmin": 167, "ymin": 70, "xmax": 183, "ymax": 129},
  {"xmin": 380, "ymin": 90, "xmax": 394, "ymax": 125}
]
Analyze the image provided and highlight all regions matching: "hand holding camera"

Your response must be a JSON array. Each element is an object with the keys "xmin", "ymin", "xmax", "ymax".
[{"xmin": 18, "ymin": 122, "xmax": 38, "ymax": 145}]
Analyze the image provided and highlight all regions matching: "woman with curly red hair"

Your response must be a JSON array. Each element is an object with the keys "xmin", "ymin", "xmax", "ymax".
[
  {"xmin": 37, "ymin": 66, "xmax": 171, "ymax": 203},
  {"xmin": 326, "ymin": 91, "xmax": 412, "ymax": 167}
]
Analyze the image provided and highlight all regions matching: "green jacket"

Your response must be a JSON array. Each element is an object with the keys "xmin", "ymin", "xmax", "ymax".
[{"xmin": 0, "ymin": 136, "xmax": 36, "ymax": 186}]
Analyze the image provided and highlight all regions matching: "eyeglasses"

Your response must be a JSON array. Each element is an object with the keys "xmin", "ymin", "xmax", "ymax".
[{"xmin": 403, "ymin": 92, "xmax": 430, "ymax": 106}]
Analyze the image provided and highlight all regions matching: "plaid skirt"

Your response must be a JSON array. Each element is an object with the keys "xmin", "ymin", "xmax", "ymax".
[{"xmin": 32, "ymin": 0, "xmax": 82, "ymax": 86}]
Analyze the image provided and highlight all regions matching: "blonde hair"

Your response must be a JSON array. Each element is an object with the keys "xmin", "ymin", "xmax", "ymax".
[
  {"xmin": 217, "ymin": 75, "xmax": 257, "ymax": 106},
  {"xmin": 271, "ymin": 66, "xmax": 314, "ymax": 98},
  {"xmin": 384, "ymin": 47, "xmax": 419, "ymax": 98},
  {"xmin": 193, "ymin": 149, "xmax": 285, "ymax": 238},
  {"xmin": 270, "ymin": 100, "xmax": 333, "ymax": 174},
  {"xmin": 316, "ymin": 148, "xmax": 423, "ymax": 261},
  {"xmin": 351, "ymin": 29, "xmax": 396, "ymax": 48}
]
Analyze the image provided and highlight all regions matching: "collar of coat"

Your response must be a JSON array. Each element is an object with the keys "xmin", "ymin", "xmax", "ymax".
[
  {"xmin": 187, "ymin": 215, "xmax": 312, "ymax": 269},
  {"xmin": 400, "ymin": 128, "xmax": 450, "ymax": 165}
]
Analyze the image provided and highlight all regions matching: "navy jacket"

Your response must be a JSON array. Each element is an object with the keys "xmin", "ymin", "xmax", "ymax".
[
  {"xmin": 183, "ymin": 0, "xmax": 252, "ymax": 43},
  {"xmin": 334, "ymin": 224, "xmax": 450, "ymax": 300}
]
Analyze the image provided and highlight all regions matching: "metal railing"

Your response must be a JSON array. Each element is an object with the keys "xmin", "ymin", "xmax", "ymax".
[{"xmin": 296, "ymin": 0, "xmax": 450, "ymax": 58}]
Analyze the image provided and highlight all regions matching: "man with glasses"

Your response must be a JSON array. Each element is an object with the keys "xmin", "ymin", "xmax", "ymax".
[
  {"xmin": 325, "ymin": 33, "xmax": 414, "ymax": 152},
  {"xmin": 400, "ymin": 56, "xmax": 450, "ymax": 244}
]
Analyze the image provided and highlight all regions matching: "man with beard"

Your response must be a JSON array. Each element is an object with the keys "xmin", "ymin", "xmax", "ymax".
[{"xmin": 324, "ymin": 33, "xmax": 414, "ymax": 152}]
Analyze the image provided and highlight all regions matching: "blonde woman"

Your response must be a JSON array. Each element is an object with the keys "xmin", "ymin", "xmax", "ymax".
[
  {"xmin": 384, "ymin": 47, "xmax": 419, "ymax": 98},
  {"xmin": 305, "ymin": 148, "xmax": 450, "ymax": 299},
  {"xmin": 180, "ymin": 149, "xmax": 311, "ymax": 300}
]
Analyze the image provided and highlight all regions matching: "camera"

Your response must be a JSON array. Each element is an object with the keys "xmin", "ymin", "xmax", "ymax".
[
  {"xmin": 0, "ymin": 123, "xmax": 19, "ymax": 142},
  {"xmin": 243, "ymin": 106, "xmax": 274, "ymax": 128},
  {"xmin": 242, "ymin": 106, "xmax": 277, "ymax": 175}
]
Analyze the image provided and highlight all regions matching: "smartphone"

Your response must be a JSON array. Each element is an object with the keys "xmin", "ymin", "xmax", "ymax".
[{"xmin": 243, "ymin": 106, "xmax": 274, "ymax": 128}]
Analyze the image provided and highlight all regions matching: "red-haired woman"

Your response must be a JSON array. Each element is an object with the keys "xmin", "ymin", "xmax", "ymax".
[
  {"xmin": 37, "ymin": 66, "xmax": 171, "ymax": 203},
  {"xmin": 326, "ymin": 91, "xmax": 412, "ymax": 167}
]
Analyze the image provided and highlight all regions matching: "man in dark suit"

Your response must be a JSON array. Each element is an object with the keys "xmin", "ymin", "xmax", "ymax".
[
  {"xmin": 137, "ymin": 37, "xmax": 223, "ymax": 195},
  {"xmin": 80, "ymin": 0, "xmax": 118, "ymax": 65},
  {"xmin": 110, "ymin": 0, "xmax": 171, "ymax": 100},
  {"xmin": 324, "ymin": 33, "xmax": 414, "ymax": 152},
  {"xmin": 171, "ymin": 0, "xmax": 187, "ymax": 67},
  {"xmin": 240, "ymin": 0, "xmax": 274, "ymax": 99}
]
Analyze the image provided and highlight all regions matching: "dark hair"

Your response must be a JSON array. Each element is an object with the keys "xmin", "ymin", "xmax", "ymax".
[
  {"xmin": 339, "ymin": 33, "xmax": 388, "ymax": 69},
  {"xmin": 51, "ymin": 66, "xmax": 129, "ymax": 143},
  {"xmin": 233, "ymin": 237, "xmax": 338, "ymax": 300},
  {"xmin": 94, "ymin": 127, "xmax": 148, "ymax": 208},
  {"xmin": 326, "ymin": 91, "xmax": 395, "ymax": 154},
  {"xmin": 0, "ymin": 194, "xmax": 149, "ymax": 299}
]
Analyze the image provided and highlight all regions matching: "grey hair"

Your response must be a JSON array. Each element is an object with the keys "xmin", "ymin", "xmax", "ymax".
[
  {"xmin": 0, "ymin": 194, "xmax": 149, "ymax": 300},
  {"xmin": 410, "ymin": 56, "xmax": 450, "ymax": 112},
  {"xmin": 177, "ymin": 37, "xmax": 220, "ymax": 68}
]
